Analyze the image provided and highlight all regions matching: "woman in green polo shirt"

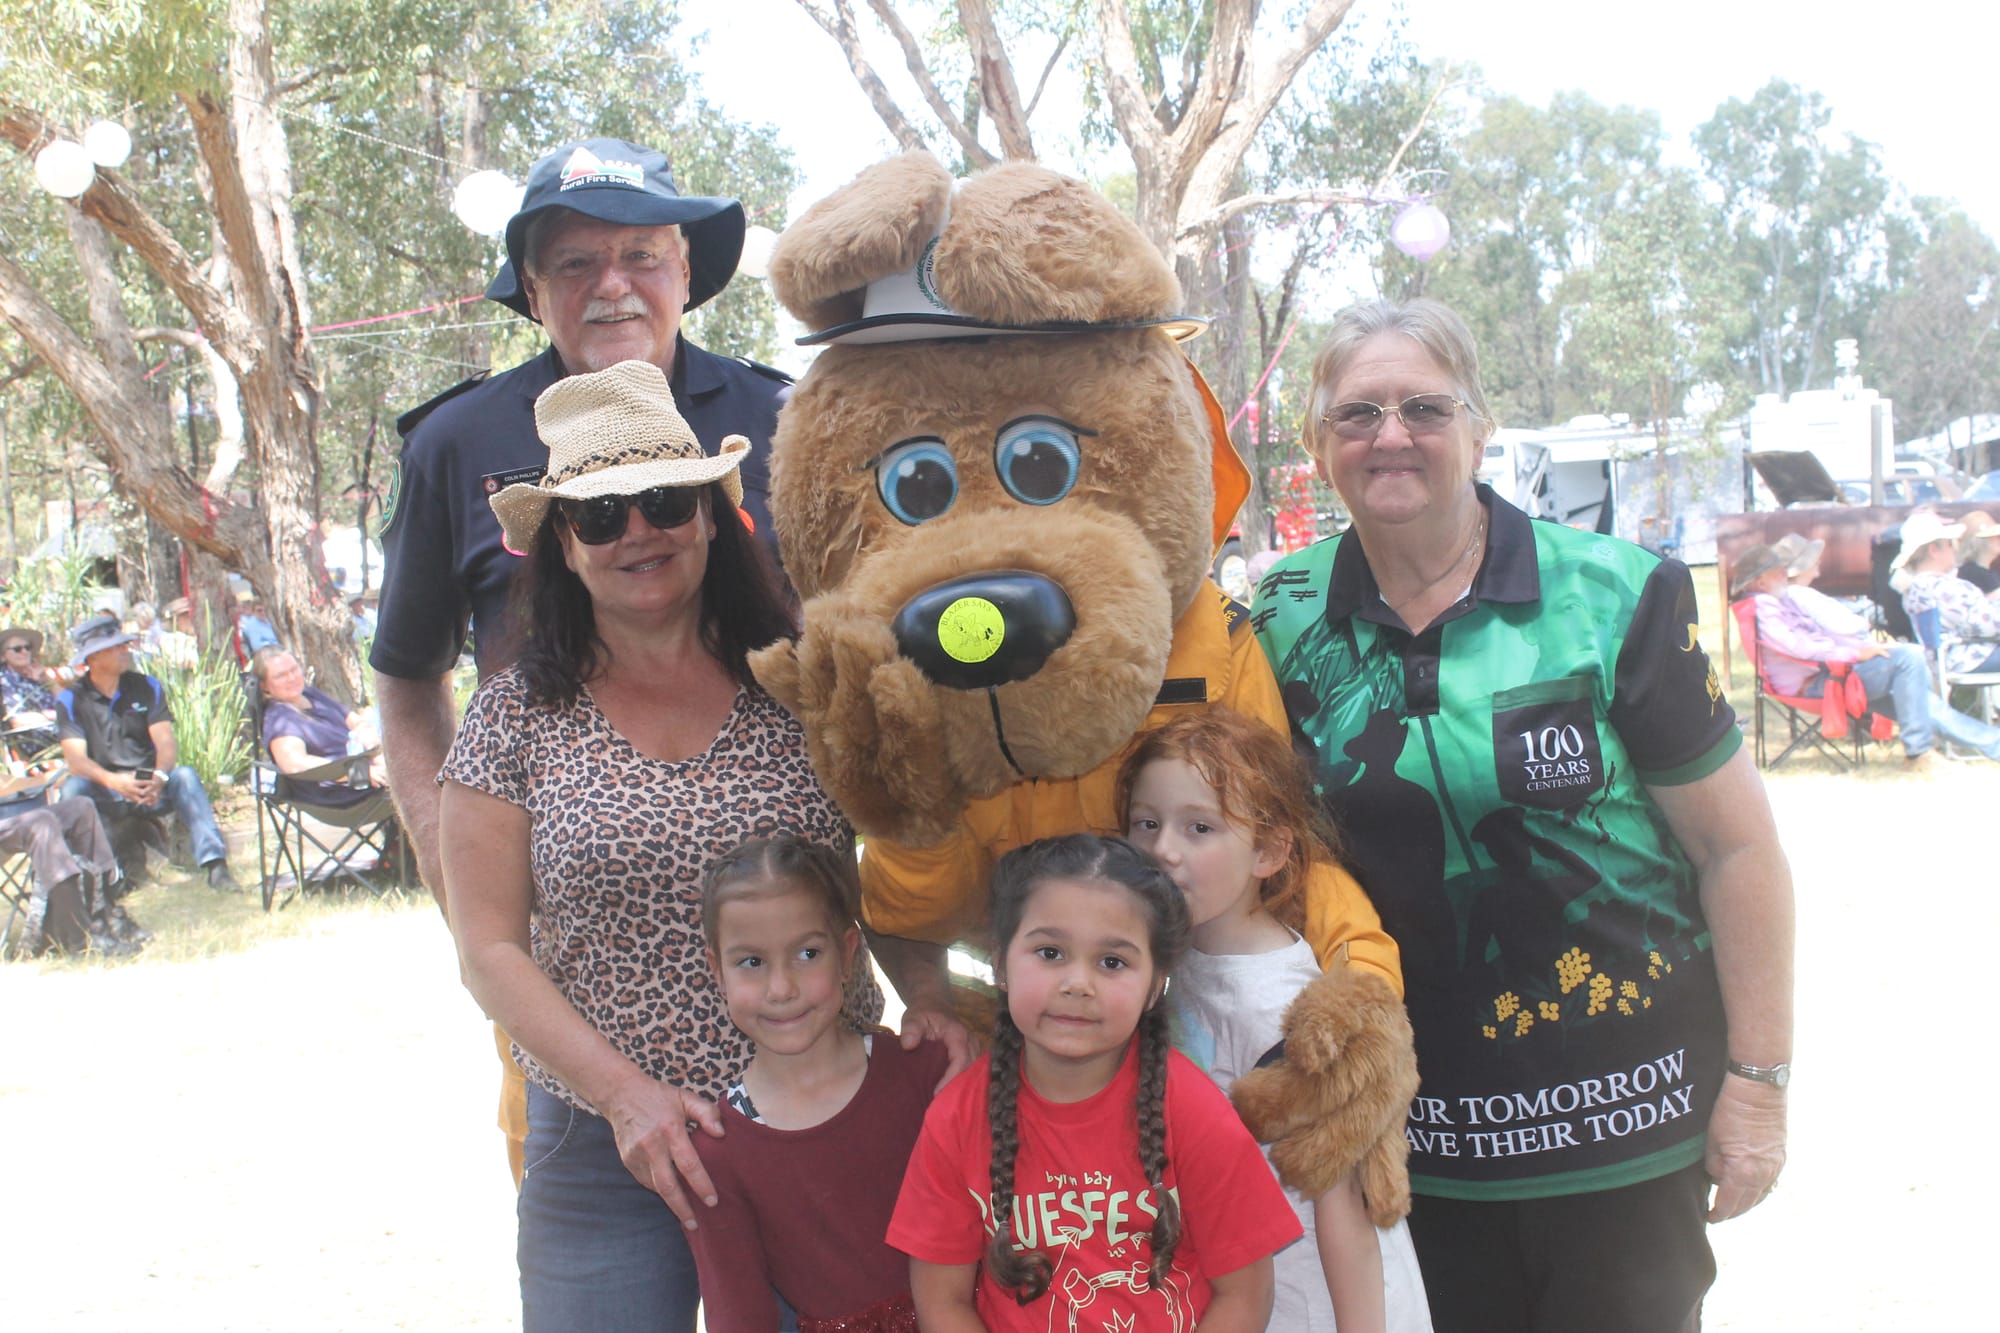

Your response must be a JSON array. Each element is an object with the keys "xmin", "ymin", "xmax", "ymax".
[{"xmin": 1252, "ymin": 298, "xmax": 1793, "ymax": 1332}]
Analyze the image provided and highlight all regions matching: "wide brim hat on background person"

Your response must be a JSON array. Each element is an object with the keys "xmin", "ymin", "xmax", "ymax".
[
  {"xmin": 484, "ymin": 137, "xmax": 746, "ymax": 319},
  {"xmin": 1730, "ymin": 543, "xmax": 1790, "ymax": 598},
  {"xmin": 1891, "ymin": 511, "xmax": 1966, "ymax": 570},
  {"xmin": 68, "ymin": 613, "xmax": 138, "ymax": 669},
  {"xmin": 2, "ymin": 626, "xmax": 45, "ymax": 659},
  {"xmin": 489, "ymin": 359, "xmax": 749, "ymax": 554},
  {"xmin": 1771, "ymin": 531, "xmax": 1825, "ymax": 577}
]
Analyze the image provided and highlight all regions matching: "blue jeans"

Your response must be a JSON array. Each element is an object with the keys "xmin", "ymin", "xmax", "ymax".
[
  {"xmin": 62, "ymin": 767, "xmax": 228, "ymax": 867},
  {"xmin": 518, "ymin": 1082, "xmax": 700, "ymax": 1333},
  {"xmin": 1811, "ymin": 644, "xmax": 2000, "ymax": 760}
]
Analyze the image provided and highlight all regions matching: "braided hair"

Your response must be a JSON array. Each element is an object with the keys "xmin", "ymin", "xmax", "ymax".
[{"xmin": 983, "ymin": 834, "xmax": 1193, "ymax": 1301}]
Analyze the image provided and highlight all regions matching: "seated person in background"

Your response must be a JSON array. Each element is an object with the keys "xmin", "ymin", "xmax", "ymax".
[
  {"xmin": 1897, "ymin": 512, "xmax": 2000, "ymax": 674},
  {"xmin": 0, "ymin": 781, "xmax": 145, "ymax": 958},
  {"xmin": 156, "ymin": 597, "xmax": 199, "ymax": 668},
  {"xmin": 235, "ymin": 594, "xmax": 279, "ymax": 658},
  {"xmin": 55, "ymin": 614, "xmax": 240, "ymax": 891},
  {"xmin": 0, "ymin": 626, "xmax": 62, "ymax": 757},
  {"xmin": 1737, "ymin": 543, "xmax": 2000, "ymax": 765},
  {"xmin": 1772, "ymin": 532, "xmax": 1872, "ymax": 636},
  {"xmin": 1954, "ymin": 510, "xmax": 2000, "ymax": 594},
  {"xmin": 251, "ymin": 646, "xmax": 385, "ymax": 806},
  {"xmin": 128, "ymin": 601, "xmax": 166, "ymax": 656}
]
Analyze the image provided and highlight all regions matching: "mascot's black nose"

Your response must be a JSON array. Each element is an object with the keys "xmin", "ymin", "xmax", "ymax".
[{"xmin": 892, "ymin": 571, "xmax": 1076, "ymax": 689}]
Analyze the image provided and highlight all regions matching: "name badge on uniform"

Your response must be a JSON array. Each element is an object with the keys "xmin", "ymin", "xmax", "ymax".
[
  {"xmin": 1492, "ymin": 675, "xmax": 1607, "ymax": 810},
  {"xmin": 481, "ymin": 465, "xmax": 545, "ymax": 496}
]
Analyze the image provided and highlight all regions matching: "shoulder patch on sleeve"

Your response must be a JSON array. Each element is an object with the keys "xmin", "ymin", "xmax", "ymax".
[
  {"xmin": 394, "ymin": 371, "xmax": 493, "ymax": 441},
  {"xmin": 1216, "ymin": 589, "xmax": 1252, "ymax": 636}
]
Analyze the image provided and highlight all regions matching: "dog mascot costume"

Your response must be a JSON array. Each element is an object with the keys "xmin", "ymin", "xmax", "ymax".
[{"xmin": 751, "ymin": 152, "xmax": 1418, "ymax": 1220}]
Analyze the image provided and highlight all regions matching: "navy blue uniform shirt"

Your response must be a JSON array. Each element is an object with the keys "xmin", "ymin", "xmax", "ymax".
[{"xmin": 368, "ymin": 336, "xmax": 787, "ymax": 681}]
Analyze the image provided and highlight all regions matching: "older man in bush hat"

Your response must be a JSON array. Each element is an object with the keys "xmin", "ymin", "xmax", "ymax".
[
  {"xmin": 369, "ymin": 136, "xmax": 791, "ymax": 1181},
  {"xmin": 53, "ymin": 614, "xmax": 239, "ymax": 889}
]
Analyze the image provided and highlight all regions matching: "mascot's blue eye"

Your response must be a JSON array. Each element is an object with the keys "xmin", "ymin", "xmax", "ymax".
[
  {"xmin": 876, "ymin": 439, "xmax": 959, "ymax": 525},
  {"xmin": 993, "ymin": 418, "xmax": 1081, "ymax": 506}
]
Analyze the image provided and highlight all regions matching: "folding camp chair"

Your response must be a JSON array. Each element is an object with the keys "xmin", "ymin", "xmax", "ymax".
[
  {"xmin": 246, "ymin": 679, "xmax": 409, "ymax": 911},
  {"xmin": 1910, "ymin": 607, "xmax": 2000, "ymax": 753},
  {"xmin": 0, "ymin": 769, "xmax": 65, "ymax": 957},
  {"xmin": 1729, "ymin": 598, "xmax": 1881, "ymax": 771}
]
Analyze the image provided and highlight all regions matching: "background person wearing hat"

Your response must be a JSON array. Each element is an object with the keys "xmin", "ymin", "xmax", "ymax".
[
  {"xmin": 436, "ymin": 362, "xmax": 879, "ymax": 1328},
  {"xmin": 1953, "ymin": 510, "xmax": 2000, "ymax": 594},
  {"xmin": 1770, "ymin": 532, "xmax": 1873, "ymax": 638},
  {"xmin": 53, "ymin": 615, "xmax": 240, "ymax": 889},
  {"xmin": 1, "ymin": 626, "xmax": 62, "ymax": 756},
  {"xmin": 1898, "ymin": 512, "xmax": 2000, "ymax": 676},
  {"xmin": 1735, "ymin": 542, "xmax": 2000, "ymax": 766},
  {"xmin": 369, "ymin": 137, "xmax": 793, "ymax": 1182}
]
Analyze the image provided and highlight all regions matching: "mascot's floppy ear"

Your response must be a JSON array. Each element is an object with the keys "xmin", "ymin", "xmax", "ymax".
[{"xmin": 767, "ymin": 151, "xmax": 954, "ymax": 334}]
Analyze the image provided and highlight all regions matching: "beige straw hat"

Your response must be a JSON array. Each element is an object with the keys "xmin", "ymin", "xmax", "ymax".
[{"xmin": 489, "ymin": 359, "xmax": 749, "ymax": 553}]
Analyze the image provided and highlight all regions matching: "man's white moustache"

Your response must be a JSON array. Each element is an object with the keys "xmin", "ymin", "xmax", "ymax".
[{"xmin": 584, "ymin": 299, "xmax": 649, "ymax": 320}]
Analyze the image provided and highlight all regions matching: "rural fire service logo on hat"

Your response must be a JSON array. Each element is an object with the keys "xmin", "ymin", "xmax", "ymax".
[{"xmin": 558, "ymin": 146, "xmax": 644, "ymax": 191}]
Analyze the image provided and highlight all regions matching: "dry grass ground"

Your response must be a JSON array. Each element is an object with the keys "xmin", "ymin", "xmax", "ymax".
[{"xmin": 3, "ymin": 724, "xmax": 1993, "ymax": 1329}]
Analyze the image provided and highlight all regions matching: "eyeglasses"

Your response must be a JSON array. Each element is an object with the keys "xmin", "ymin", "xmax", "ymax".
[
  {"xmin": 1321, "ymin": 393, "xmax": 1470, "ymax": 440},
  {"xmin": 557, "ymin": 487, "xmax": 702, "ymax": 545},
  {"xmin": 3, "ymin": 644, "xmax": 30, "ymax": 654}
]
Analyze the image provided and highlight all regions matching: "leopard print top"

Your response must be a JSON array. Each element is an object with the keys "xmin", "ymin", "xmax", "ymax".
[{"xmin": 442, "ymin": 668, "xmax": 882, "ymax": 1110}]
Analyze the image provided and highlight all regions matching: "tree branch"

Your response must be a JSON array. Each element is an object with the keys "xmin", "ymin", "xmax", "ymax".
[
  {"xmin": 855, "ymin": 0, "xmax": 994, "ymax": 166},
  {"xmin": 793, "ymin": 0, "xmax": 934, "ymax": 158},
  {"xmin": 0, "ymin": 250, "xmax": 251, "ymax": 559},
  {"xmin": 956, "ymin": 0, "xmax": 1033, "ymax": 160},
  {"xmin": 0, "ymin": 105, "xmax": 255, "ymax": 359},
  {"xmin": 1024, "ymin": 34, "xmax": 1069, "ymax": 119},
  {"xmin": 1166, "ymin": 0, "xmax": 1254, "ymax": 172},
  {"xmin": 1175, "ymin": 187, "xmax": 1377, "ymax": 239},
  {"xmin": 1093, "ymin": 0, "xmax": 1167, "ymax": 171},
  {"xmin": 0, "ymin": 354, "xmax": 40, "ymax": 391}
]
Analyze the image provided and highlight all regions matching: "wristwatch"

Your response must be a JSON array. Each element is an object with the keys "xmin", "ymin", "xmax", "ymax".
[{"xmin": 1725, "ymin": 1059, "xmax": 1791, "ymax": 1088}]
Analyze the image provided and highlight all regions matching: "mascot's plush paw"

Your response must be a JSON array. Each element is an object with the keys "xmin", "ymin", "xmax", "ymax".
[
  {"xmin": 1229, "ymin": 967, "xmax": 1420, "ymax": 1227},
  {"xmin": 750, "ymin": 606, "xmax": 968, "ymax": 846}
]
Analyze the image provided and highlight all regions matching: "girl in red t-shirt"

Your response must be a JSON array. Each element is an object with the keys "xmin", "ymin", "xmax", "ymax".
[
  {"xmin": 688, "ymin": 837, "xmax": 948, "ymax": 1333},
  {"xmin": 889, "ymin": 834, "xmax": 1300, "ymax": 1332}
]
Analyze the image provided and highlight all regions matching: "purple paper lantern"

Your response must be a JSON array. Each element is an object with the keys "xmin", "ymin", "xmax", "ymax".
[{"xmin": 1390, "ymin": 202, "xmax": 1451, "ymax": 262}]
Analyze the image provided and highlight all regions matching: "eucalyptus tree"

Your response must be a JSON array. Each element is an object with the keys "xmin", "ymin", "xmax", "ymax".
[
  {"xmin": 0, "ymin": 0, "xmax": 797, "ymax": 690},
  {"xmin": 1694, "ymin": 79, "xmax": 1902, "ymax": 397},
  {"xmin": 1867, "ymin": 205, "xmax": 2000, "ymax": 446}
]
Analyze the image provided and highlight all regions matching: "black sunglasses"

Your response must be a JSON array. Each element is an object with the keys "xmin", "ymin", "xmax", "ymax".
[{"xmin": 557, "ymin": 487, "xmax": 703, "ymax": 545}]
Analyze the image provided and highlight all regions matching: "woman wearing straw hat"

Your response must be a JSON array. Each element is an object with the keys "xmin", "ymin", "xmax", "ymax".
[{"xmin": 438, "ymin": 360, "xmax": 880, "ymax": 1332}]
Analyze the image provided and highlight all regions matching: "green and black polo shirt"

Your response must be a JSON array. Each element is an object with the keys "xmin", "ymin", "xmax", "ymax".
[{"xmin": 1254, "ymin": 489, "xmax": 1740, "ymax": 1201}]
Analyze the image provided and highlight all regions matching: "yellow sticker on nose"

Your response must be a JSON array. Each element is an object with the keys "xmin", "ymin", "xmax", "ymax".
[{"xmin": 937, "ymin": 597, "xmax": 1005, "ymax": 664}]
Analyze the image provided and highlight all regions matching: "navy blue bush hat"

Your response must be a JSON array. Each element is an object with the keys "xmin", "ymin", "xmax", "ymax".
[{"xmin": 485, "ymin": 137, "xmax": 747, "ymax": 319}]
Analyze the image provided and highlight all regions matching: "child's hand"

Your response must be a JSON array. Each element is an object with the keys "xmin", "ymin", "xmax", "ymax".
[{"xmin": 602, "ymin": 1077, "xmax": 727, "ymax": 1227}]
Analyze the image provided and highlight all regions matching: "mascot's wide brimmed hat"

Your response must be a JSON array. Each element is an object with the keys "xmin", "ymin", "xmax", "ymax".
[
  {"xmin": 489, "ymin": 360, "xmax": 747, "ymax": 553},
  {"xmin": 485, "ymin": 137, "xmax": 746, "ymax": 318},
  {"xmin": 769, "ymin": 152, "xmax": 1248, "ymax": 551}
]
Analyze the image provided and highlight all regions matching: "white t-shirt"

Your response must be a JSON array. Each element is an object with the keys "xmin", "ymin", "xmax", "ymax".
[{"xmin": 1173, "ymin": 937, "xmax": 1432, "ymax": 1332}]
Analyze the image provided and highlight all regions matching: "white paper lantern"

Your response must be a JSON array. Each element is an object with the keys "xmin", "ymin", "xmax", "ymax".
[
  {"xmin": 452, "ymin": 170, "xmax": 523, "ymax": 237},
  {"xmin": 1390, "ymin": 202, "xmax": 1452, "ymax": 262},
  {"xmin": 34, "ymin": 140, "xmax": 96, "ymax": 198},
  {"xmin": 736, "ymin": 224, "xmax": 779, "ymax": 280},
  {"xmin": 83, "ymin": 120, "xmax": 132, "ymax": 169}
]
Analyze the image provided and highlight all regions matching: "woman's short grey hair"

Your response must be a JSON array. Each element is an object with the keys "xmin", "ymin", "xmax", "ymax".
[
  {"xmin": 1306, "ymin": 298, "xmax": 1495, "ymax": 445},
  {"xmin": 521, "ymin": 211, "xmax": 689, "ymax": 279}
]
